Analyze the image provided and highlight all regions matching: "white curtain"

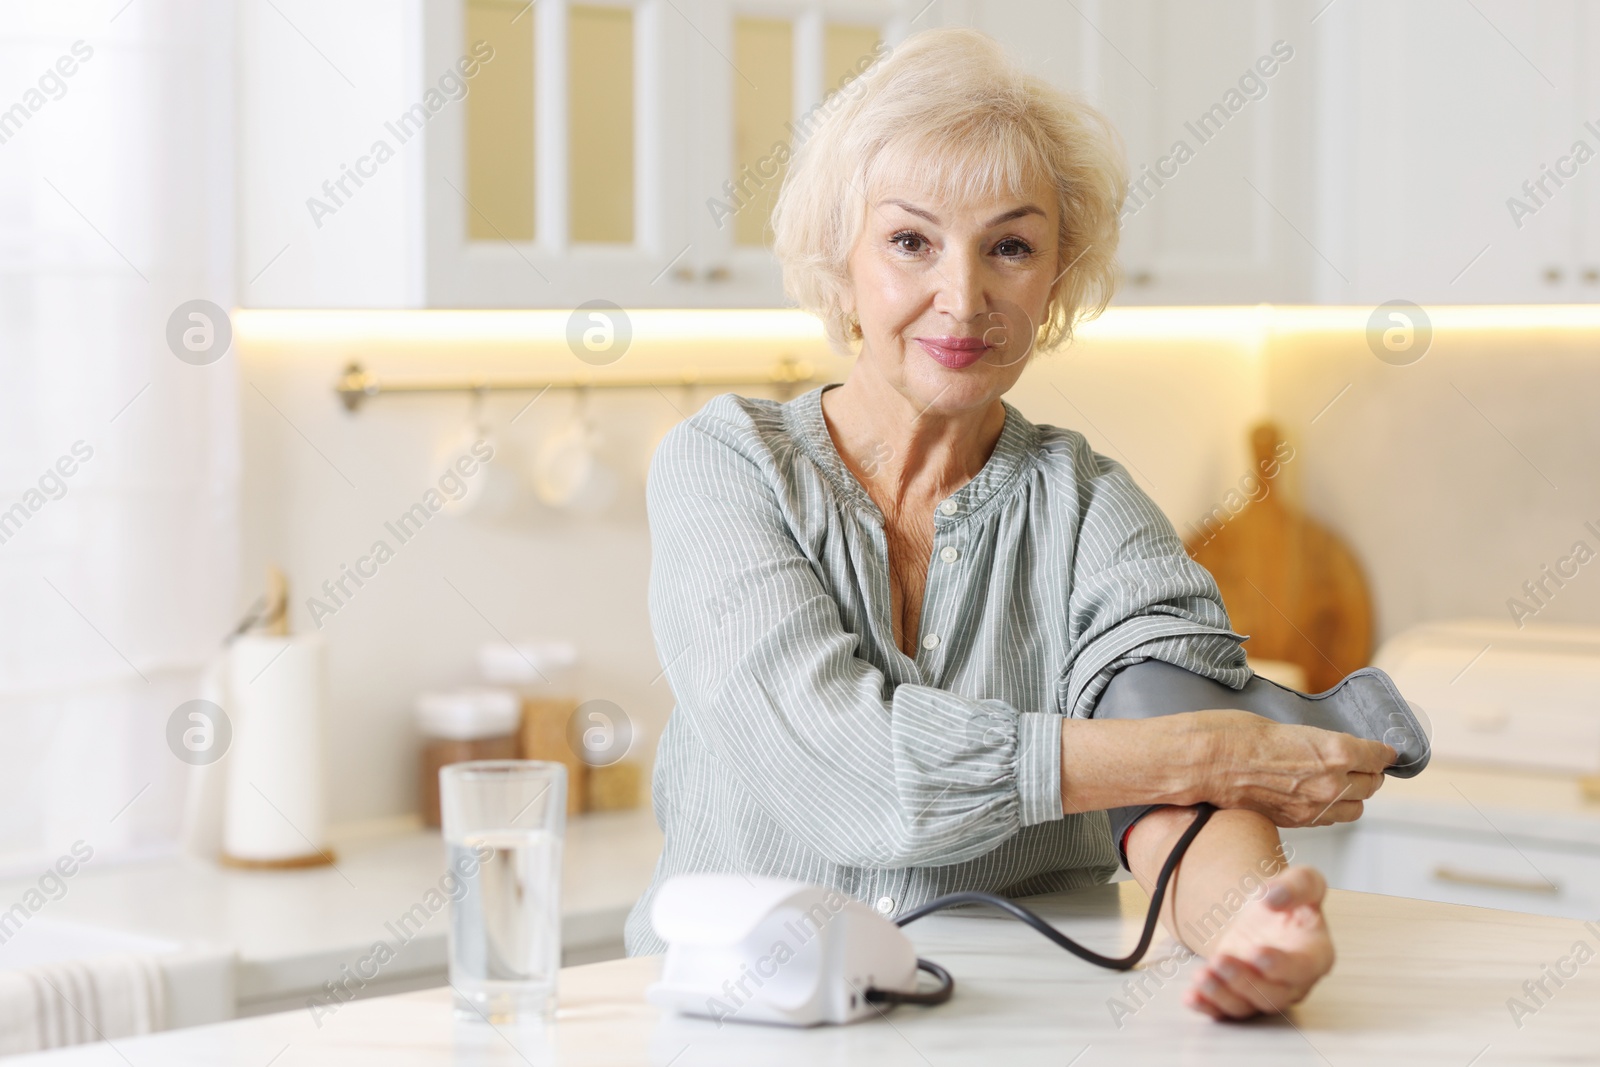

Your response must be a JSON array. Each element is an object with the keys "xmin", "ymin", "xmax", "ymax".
[{"xmin": 0, "ymin": 0, "xmax": 238, "ymax": 871}]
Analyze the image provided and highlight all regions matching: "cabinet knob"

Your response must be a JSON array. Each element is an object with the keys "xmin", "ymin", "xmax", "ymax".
[
  {"xmin": 1543, "ymin": 266, "xmax": 1564, "ymax": 285},
  {"xmin": 1583, "ymin": 267, "xmax": 1599, "ymax": 285},
  {"xmin": 669, "ymin": 265, "xmax": 731, "ymax": 284},
  {"xmin": 1129, "ymin": 269, "xmax": 1154, "ymax": 287}
]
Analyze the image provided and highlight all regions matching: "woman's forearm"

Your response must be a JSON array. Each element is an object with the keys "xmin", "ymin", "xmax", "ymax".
[
  {"xmin": 1059, "ymin": 710, "xmax": 1392, "ymax": 827},
  {"xmin": 1057, "ymin": 716, "xmax": 1212, "ymax": 814},
  {"xmin": 1123, "ymin": 806, "xmax": 1289, "ymax": 957}
]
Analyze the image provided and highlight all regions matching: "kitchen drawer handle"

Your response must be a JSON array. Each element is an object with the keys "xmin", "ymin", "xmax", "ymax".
[{"xmin": 1430, "ymin": 865, "xmax": 1560, "ymax": 895}]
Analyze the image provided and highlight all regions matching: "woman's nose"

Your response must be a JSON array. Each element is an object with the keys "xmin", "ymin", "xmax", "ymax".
[{"xmin": 931, "ymin": 248, "xmax": 987, "ymax": 324}]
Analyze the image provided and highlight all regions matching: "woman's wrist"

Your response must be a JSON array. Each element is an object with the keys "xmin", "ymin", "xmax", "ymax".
[
  {"xmin": 1059, "ymin": 714, "xmax": 1213, "ymax": 814},
  {"xmin": 1166, "ymin": 712, "xmax": 1218, "ymax": 807}
]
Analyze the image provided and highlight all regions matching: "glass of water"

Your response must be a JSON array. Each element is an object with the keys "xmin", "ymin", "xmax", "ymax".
[{"xmin": 440, "ymin": 760, "xmax": 567, "ymax": 1022}]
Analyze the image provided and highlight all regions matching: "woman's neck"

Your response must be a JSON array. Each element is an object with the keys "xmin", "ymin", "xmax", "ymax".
[{"xmin": 819, "ymin": 365, "xmax": 1007, "ymax": 508}]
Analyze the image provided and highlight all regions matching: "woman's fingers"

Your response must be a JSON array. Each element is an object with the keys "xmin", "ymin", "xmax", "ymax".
[
  {"xmin": 1311, "ymin": 798, "xmax": 1363, "ymax": 826},
  {"xmin": 1190, "ymin": 962, "xmax": 1260, "ymax": 1019},
  {"xmin": 1186, "ymin": 989, "xmax": 1232, "ymax": 1020},
  {"xmin": 1187, "ymin": 943, "xmax": 1329, "ymax": 1021},
  {"xmin": 1226, "ymin": 969, "xmax": 1299, "ymax": 1015},
  {"xmin": 1209, "ymin": 954, "xmax": 1315, "ymax": 1016},
  {"xmin": 1193, "ymin": 960, "xmax": 1296, "ymax": 1018},
  {"xmin": 1347, "ymin": 736, "xmax": 1398, "ymax": 773},
  {"xmin": 1251, "ymin": 945, "xmax": 1291, "ymax": 977},
  {"xmin": 1186, "ymin": 869, "xmax": 1334, "ymax": 1023},
  {"xmin": 1306, "ymin": 771, "xmax": 1384, "ymax": 824},
  {"xmin": 1299, "ymin": 772, "xmax": 1384, "ymax": 825},
  {"xmin": 1199, "ymin": 713, "xmax": 1398, "ymax": 825},
  {"xmin": 1262, "ymin": 866, "xmax": 1327, "ymax": 910},
  {"xmin": 1250, "ymin": 945, "xmax": 1319, "ymax": 994},
  {"xmin": 1347, "ymin": 769, "xmax": 1385, "ymax": 800},
  {"xmin": 1182, "ymin": 986, "xmax": 1227, "ymax": 1020}
]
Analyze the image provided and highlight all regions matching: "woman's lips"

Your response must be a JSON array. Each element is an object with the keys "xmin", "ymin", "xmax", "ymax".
[{"xmin": 915, "ymin": 337, "xmax": 990, "ymax": 370}]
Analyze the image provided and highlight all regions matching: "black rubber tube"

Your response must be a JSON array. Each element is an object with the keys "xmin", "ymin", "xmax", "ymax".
[
  {"xmin": 864, "ymin": 958, "xmax": 954, "ymax": 1006},
  {"xmin": 865, "ymin": 803, "xmax": 1217, "ymax": 1004}
]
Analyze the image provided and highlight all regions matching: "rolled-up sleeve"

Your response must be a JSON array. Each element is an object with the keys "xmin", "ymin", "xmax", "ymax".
[
  {"xmin": 1056, "ymin": 443, "xmax": 1251, "ymax": 720},
  {"xmin": 648, "ymin": 416, "xmax": 1062, "ymax": 872},
  {"xmin": 1050, "ymin": 442, "xmax": 1251, "ymax": 866}
]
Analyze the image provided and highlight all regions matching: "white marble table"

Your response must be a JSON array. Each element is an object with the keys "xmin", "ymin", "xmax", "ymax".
[{"xmin": 12, "ymin": 882, "xmax": 1597, "ymax": 1065}]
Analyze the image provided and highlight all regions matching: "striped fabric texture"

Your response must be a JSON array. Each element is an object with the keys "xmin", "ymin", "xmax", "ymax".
[
  {"xmin": 0, "ymin": 954, "xmax": 166, "ymax": 1055},
  {"xmin": 623, "ymin": 383, "xmax": 1250, "ymax": 956}
]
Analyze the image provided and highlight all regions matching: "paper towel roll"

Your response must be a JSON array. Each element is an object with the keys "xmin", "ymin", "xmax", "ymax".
[{"xmin": 222, "ymin": 634, "xmax": 331, "ymax": 866}]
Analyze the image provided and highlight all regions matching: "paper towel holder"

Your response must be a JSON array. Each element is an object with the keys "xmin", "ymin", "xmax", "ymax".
[
  {"xmin": 215, "ymin": 567, "xmax": 338, "ymax": 871},
  {"xmin": 218, "ymin": 848, "xmax": 336, "ymax": 871}
]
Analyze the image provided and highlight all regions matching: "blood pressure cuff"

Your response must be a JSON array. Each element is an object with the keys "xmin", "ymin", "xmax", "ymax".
[{"xmin": 1090, "ymin": 659, "xmax": 1431, "ymax": 868}]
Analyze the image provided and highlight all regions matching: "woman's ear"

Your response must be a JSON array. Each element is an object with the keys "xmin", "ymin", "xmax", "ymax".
[{"xmin": 837, "ymin": 284, "xmax": 862, "ymax": 339}]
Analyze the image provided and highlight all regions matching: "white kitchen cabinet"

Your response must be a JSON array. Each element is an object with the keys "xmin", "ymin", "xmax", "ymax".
[
  {"xmin": 1572, "ymin": 3, "xmax": 1600, "ymax": 294},
  {"xmin": 1106, "ymin": 0, "xmax": 1317, "ymax": 305},
  {"xmin": 237, "ymin": 0, "xmax": 429, "ymax": 308},
  {"xmin": 1319, "ymin": 0, "xmax": 1599, "ymax": 304},
  {"xmin": 1285, "ymin": 818, "xmax": 1600, "ymax": 923},
  {"xmin": 422, "ymin": 0, "xmax": 910, "ymax": 309},
  {"xmin": 1277, "ymin": 824, "xmax": 1353, "ymax": 879},
  {"xmin": 423, "ymin": 0, "xmax": 681, "ymax": 308},
  {"xmin": 1282, "ymin": 815, "xmax": 1600, "ymax": 923},
  {"xmin": 978, "ymin": 0, "xmax": 1600, "ymax": 306},
  {"xmin": 233, "ymin": 0, "xmax": 1330, "ymax": 308},
  {"xmin": 672, "ymin": 1, "xmax": 910, "ymax": 308},
  {"xmin": 970, "ymin": 0, "xmax": 1320, "ymax": 305},
  {"xmin": 426, "ymin": 0, "xmax": 1324, "ymax": 308},
  {"xmin": 242, "ymin": 1, "xmax": 1598, "ymax": 308},
  {"xmin": 239, "ymin": 0, "xmax": 912, "ymax": 308},
  {"xmin": 1341, "ymin": 823, "xmax": 1600, "ymax": 922}
]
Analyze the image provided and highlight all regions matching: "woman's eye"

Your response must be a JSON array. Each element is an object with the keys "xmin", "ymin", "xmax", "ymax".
[
  {"xmin": 890, "ymin": 231, "xmax": 927, "ymax": 254},
  {"xmin": 887, "ymin": 232, "xmax": 1034, "ymax": 257}
]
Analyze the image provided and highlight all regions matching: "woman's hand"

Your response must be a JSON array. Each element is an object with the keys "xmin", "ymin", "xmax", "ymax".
[
  {"xmin": 1183, "ymin": 866, "xmax": 1334, "ymax": 1021},
  {"xmin": 1187, "ymin": 710, "xmax": 1395, "ymax": 827}
]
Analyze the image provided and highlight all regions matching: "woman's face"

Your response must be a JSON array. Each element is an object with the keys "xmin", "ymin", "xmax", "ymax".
[{"xmin": 844, "ymin": 168, "xmax": 1061, "ymax": 417}]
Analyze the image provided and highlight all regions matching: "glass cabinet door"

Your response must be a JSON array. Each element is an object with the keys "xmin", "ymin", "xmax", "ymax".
[
  {"xmin": 427, "ymin": 0, "xmax": 909, "ymax": 308},
  {"xmin": 427, "ymin": 0, "xmax": 679, "ymax": 307},
  {"xmin": 464, "ymin": 0, "xmax": 536, "ymax": 243},
  {"xmin": 689, "ymin": 2, "xmax": 902, "ymax": 307}
]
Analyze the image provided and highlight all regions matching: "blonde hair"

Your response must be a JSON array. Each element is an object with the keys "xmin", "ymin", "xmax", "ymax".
[{"xmin": 771, "ymin": 26, "xmax": 1127, "ymax": 355}]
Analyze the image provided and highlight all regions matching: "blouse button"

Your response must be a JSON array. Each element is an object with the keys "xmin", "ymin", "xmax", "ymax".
[
  {"xmin": 938, "ymin": 499, "xmax": 958, "ymax": 516},
  {"xmin": 921, "ymin": 633, "xmax": 940, "ymax": 650},
  {"xmin": 875, "ymin": 896, "xmax": 896, "ymax": 915},
  {"xmin": 940, "ymin": 546, "xmax": 960, "ymax": 564}
]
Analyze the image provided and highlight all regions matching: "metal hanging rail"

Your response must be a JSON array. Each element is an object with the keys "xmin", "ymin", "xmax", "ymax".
[{"xmin": 334, "ymin": 355, "xmax": 824, "ymax": 413}]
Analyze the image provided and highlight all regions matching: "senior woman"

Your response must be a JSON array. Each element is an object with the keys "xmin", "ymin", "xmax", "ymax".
[{"xmin": 623, "ymin": 27, "xmax": 1393, "ymax": 1021}]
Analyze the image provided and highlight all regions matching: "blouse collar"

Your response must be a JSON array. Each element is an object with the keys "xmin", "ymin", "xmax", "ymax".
[{"xmin": 784, "ymin": 382, "xmax": 1039, "ymax": 526}]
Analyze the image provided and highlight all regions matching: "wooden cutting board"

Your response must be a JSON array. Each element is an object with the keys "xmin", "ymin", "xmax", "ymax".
[{"xmin": 1183, "ymin": 422, "xmax": 1373, "ymax": 693}]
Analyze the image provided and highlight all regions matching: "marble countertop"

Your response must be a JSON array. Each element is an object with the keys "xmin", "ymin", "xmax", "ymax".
[
  {"xmin": 0, "ymin": 808, "xmax": 662, "ymax": 1013},
  {"xmin": 12, "ymin": 881, "xmax": 1597, "ymax": 1065}
]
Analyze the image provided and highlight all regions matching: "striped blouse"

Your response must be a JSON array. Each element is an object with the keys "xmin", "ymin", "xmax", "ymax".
[{"xmin": 623, "ymin": 383, "xmax": 1249, "ymax": 956}]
